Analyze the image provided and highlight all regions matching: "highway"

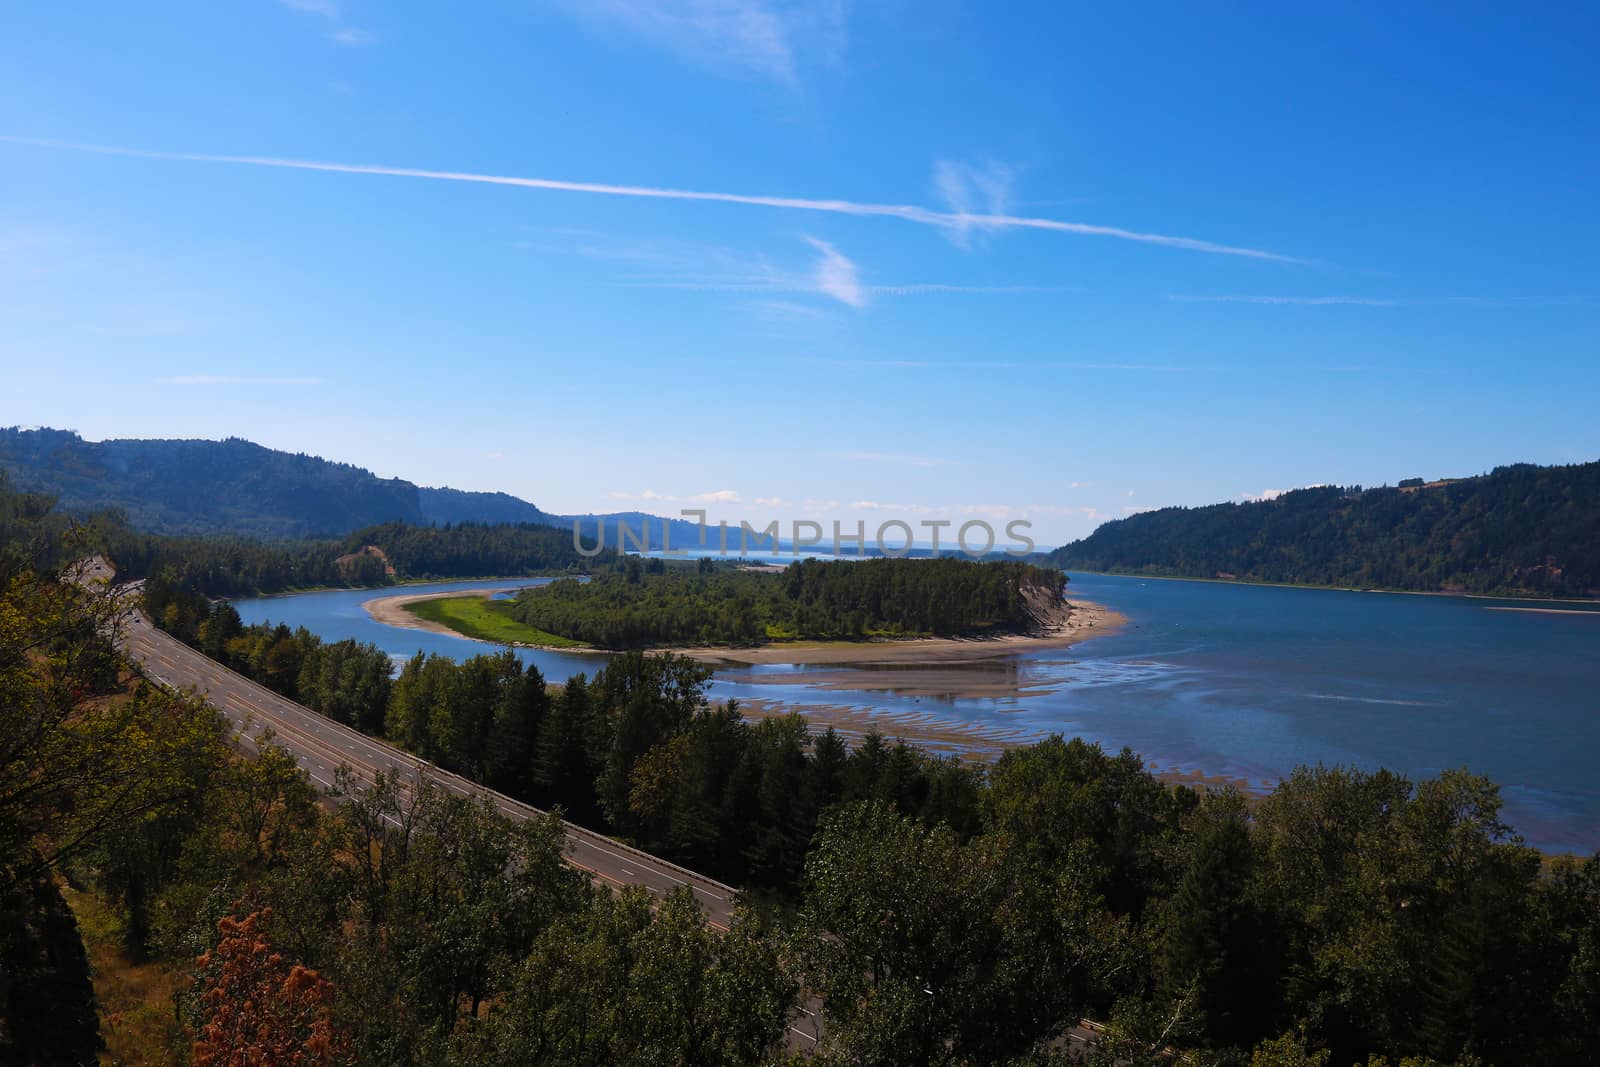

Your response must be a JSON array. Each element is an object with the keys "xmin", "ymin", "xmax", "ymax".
[
  {"xmin": 118, "ymin": 609, "xmax": 744, "ymax": 930},
  {"xmin": 116, "ymin": 607, "xmax": 828, "ymax": 1048}
]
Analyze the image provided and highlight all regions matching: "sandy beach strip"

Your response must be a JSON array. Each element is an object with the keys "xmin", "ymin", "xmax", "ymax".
[
  {"xmin": 362, "ymin": 585, "xmax": 1126, "ymax": 671},
  {"xmin": 670, "ymin": 596, "xmax": 1124, "ymax": 667},
  {"xmin": 359, "ymin": 584, "xmax": 600, "ymax": 643},
  {"xmin": 1483, "ymin": 606, "xmax": 1600, "ymax": 616}
]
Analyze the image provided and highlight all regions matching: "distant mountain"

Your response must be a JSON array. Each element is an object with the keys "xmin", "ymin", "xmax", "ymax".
[
  {"xmin": 1048, "ymin": 461, "xmax": 1600, "ymax": 598},
  {"xmin": 0, "ymin": 427, "xmax": 562, "ymax": 539},
  {"xmin": 418, "ymin": 486, "xmax": 552, "ymax": 527}
]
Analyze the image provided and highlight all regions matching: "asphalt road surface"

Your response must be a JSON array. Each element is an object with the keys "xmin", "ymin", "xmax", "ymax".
[{"xmin": 119, "ymin": 610, "xmax": 743, "ymax": 925}]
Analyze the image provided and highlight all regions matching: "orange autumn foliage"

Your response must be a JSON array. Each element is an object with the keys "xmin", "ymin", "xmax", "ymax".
[{"xmin": 190, "ymin": 908, "xmax": 350, "ymax": 1067}]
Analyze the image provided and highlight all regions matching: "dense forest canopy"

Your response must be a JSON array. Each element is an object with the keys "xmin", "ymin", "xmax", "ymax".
[
  {"xmin": 1050, "ymin": 461, "xmax": 1600, "ymax": 597},
  {"xmin": 508, "ymin": 557, "xmax": 1067, "ymax": 648}
]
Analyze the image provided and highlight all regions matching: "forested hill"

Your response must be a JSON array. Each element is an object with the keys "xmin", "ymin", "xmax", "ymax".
[
  {"xmin": 1050, "ymin": 461, "xmax": 1600, "ymax": 598},
  {"xmin": 0, "ymin": 427, "xmax": 554, "ymax": 538}
]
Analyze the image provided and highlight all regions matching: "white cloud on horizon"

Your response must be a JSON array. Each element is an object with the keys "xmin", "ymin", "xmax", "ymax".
[
  {"xmin": 605, "ymin": 488, "xmax": 745, "ymax": 504},
  {"xmin": 2, "ymin": 138, "xmax": 1304, "ymax": 263}
]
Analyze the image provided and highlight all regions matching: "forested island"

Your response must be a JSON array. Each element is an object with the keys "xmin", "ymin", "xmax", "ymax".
[
  {"xmin": 504, "ymin": 557, "xmax": 1068, "ymax": 649},
  {"xmin": 1050, "ymin": 461, "xmax": 1600, "ymax": 598}
]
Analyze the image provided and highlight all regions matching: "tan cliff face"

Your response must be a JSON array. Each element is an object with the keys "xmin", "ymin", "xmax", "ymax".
[
  {"xmin": 1019, "ymin": 582, "xmax": 1073, "ymax": 634},
  {"xmin": 334, "ymin": 544, "xmax": 395, "ymax": 580}
]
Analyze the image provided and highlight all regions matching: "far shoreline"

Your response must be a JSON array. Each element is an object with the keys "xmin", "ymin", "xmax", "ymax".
[{"xmin": 1063, "ymin": 568, "xmax": 1600, "ymax": 605}]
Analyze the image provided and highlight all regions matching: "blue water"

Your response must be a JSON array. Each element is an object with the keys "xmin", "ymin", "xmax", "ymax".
[
  {"xmin": 234, "ymin": 573, "xmax": 1600, "ymax": 854},
  {"xmin": 233, "ymin": 579, "xmax": 606, "ymax": 679}
]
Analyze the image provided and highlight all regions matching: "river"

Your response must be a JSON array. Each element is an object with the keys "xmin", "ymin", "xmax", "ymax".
[{"xmin": 234, "ymin": 572, "xmax": 1600, "ymax": 854}]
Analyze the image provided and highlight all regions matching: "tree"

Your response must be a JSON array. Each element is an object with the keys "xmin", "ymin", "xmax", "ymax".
[
  {"xmin": 190, "ymin": 907, "xmax": 350, "ymax": 1066},
  {"xmin": 1248, "ymin": 1029, "xmax": 1332, "ymax": 1067},
  {"xmin": 594, "ymin": 653, "xmax": 713, "ymax": 830},
  {"xmin": 801, "ymin": 801, "xmax": 1122, "ymax": 1066},
  {"xmin": 483, "ymin": 658, "xmax": 547, "ymax": 798},
  {"xmin": 1157, "ymin": 791, "xmax": 1270, "ymax": 1049},
  {"xmin": 452, "ymin": 887, "xmax": 795, "ymax": 1067},
  {"xmin": 983, "ymin": 735, "xmax": 1180, "ymax": 915},
  {"xmin": 0, "ymin": 554, "xmax": 229, "ymax": 892},
  {"xmin": 534, "ymin": 676, "xmax": 600, "ymax": 819},
  {"xmin": 0, "ymin": 868, "xmax": 102, "ymax": 1065}
]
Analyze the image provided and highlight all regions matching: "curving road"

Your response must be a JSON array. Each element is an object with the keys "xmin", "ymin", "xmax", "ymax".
[{"xmin": 118, "ymin": 610, "xmax": 743, "ymax": 929}]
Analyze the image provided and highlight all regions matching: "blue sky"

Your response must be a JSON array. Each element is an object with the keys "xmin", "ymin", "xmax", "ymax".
[{"xmin": 2, "ymin": 2, "xmax": 1596, "ymax": 546}]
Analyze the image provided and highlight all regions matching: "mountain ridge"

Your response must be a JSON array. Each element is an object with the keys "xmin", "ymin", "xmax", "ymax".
[
  {"xmin": 1047, "ymin": 461, "xmax": 1600, "ymax": 598},
  {"xmin": 0, "ymin": 426, "xmax": 570, "ymax": 539}
]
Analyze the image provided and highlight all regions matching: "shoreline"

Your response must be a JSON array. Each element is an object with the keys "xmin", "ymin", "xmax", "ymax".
[
  {"xmin": 1065, "ymin": 568, "xmax": 1600, "ymax": 604},
  {"xmin": 361, "ymin": 586, "xmax": 1127, "ymax": 669}
]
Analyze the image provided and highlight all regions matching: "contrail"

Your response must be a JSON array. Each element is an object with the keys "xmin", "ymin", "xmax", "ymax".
[{"xmin": 1, "ymin": 135, "xmax": 1307, "ymax": 264}]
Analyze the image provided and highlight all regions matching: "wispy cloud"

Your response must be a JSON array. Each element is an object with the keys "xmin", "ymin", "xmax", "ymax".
[
  {"xmin": 277, "ymin": 0, "xmax": 371, "ymax": 46},
  {"xmin": 562, "ymin": 0, "xmax": 849, "ymax": 86},
  {"xmin": 159, "ymin": 375, "xmax": 323, "ymax": 386},
  {"xmin": 604, "ymin": 234, "xmax": 1046, "ymax": 309},
  {"xmin": 2, "ymin": 138, "xmax": 1305, "ymax": 263},
  {"xmin": 802, "ymin": 236, "xmax": 864, "ymax": 307},
  {"xmin": 584, "ymin": 233, "xmax": 865, "ymax": 307},
  {"xmin": 327, "ymin": 27, "xmax": 373, "ymax": 46},
  {"xmin": 932, "ymin": 160, "xmax": 1015, "ymax": 248}
]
